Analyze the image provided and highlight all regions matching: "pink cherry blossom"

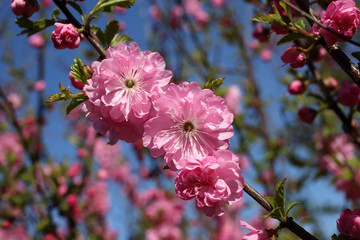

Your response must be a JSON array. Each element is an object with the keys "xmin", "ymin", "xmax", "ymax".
[
  {"xmin": 337, "ymin": 208, "xmax": 360, "ymax": 239},
  {"xmin": 335, "ymin": 171, "xmax": 360, "ymax": 202},
  {"xmin": 0, "ymin": 133, "xmax": 23, "ymax": 175},
  {"xmin": 51, "ymin": 23, "xmax": 80, "ymax": 50},
  {"xmin": 312, "ymin": 0, "xmax": 360, "ymax": 46},
  {"xmin": 83, "ymin": 42, "xmax": 172, "ymax": 143},
  {"xmin": 175, "ymin": 150, "xmax": 244, "ymax": 216},
  {"xmin": 240, "ymin": 220, "xmax": 270, "ymax": 240},
  {"xmin": 281, "ymin": 46, "xmax": 307, "ymax": 68},
  {"xmin": 11, "ymin": 0, "xmax": 40, "ymax": 18},
  {"xmin": 83, "ymin": 181, "xmax": 110, "ymax": 216},
  {"xmin": 143, "ymin": 82, "xmax": 234, "ymax": 170},
  {"xmin": 225, "ymin": 85, "xmax": 242, "ymax": 115},
  {"xmin": 28, "ymin": 33, "xmax": 45, "ymax": 48}
]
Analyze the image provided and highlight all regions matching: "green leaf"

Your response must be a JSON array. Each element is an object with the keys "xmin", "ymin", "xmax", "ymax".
[
  {"xmin": 293, "ymin": 18, "xmax": 305, "ymax": 30},
  {"xmin": 70, "ymin": 58, "xmax": 88, "ymax": 85},
  {"xmin": 104, "ymin": 20, "xmax": 119, "ymax": 46},
  {"xmin": 204, "ymin": 77, "xmax": 225, "ymax": 91},
  {"xmin": 351, "ymin": 51, "xmax": 360, "ymax": 61},
  {"xmin": 275, "ymin": 178, "xmax": 286, "ymax": 219},
  {"xmin": 66, "ymin": 94, "xmax": 89, "ymax": 114},
  {"xmin": 52, "ymin": 8, "xmax": 60, "ymax": 19},
  {"xmin": 94, "ymin": 0, "xmax": 136, "ymax": 14},
  {"xmin": 264, "ymin": 195, "xmax": 275, "ymax": 208},
  {"xmin": 15, "ymin": 14, "xmax": 56, "ymax": 36},
  {"xmin": 44, "ymin": 84, "xmax": 85, "ymax": 104},
  {"xmin": 250, "ymin": 13, "xmax": 286, "ymax": 27},
  {"xmin": 91, "ymin": 26, "xmax": 106, "ymax": 46},
  {"xmin": 110, "ymin": 34, "xmax": 133, "ymax": 47},
  {"xmin": 277, "ymin": 33, "xmax": 307, "ymax": 45},
  {"xmin": 262, "ymin": 207, "xmax": 283, "ymax": 219},
  {"xmin": 279, "ymin": 0, "xmax": 292, "ymax": 22},
  {"xmin": 67, "ymin": 1, "xmax": 83, "ymax": 16},
  {"xmin": 285, "ymin": 201, "xmax": 300, "ymax": 216}
]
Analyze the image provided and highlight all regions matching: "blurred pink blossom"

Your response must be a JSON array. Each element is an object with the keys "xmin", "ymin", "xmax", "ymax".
[
  {"xmin": 337, "ymin": 81, "xmax": 360, "ymax": 107},
  {"xmin": 240, "ymin": 220, "xmax": 270, "ymax": 240},
  {"xmin": 33, "ymin": 80, "xmax": 46, "ymax": 92},
  {"xmin": 11, "ymin": 0, "xmax": 39, "ymax": 18},
  {"xmin": 28, "ymin": 33, "xmax": 45, "ymax": 48},
  {"xmin": 225, "ymin": 85, "xmax": 242, "ymax": 115}
]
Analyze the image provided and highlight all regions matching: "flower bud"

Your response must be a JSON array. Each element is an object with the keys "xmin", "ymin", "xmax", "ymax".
[
  {"xmin": 69, "ymin": 72, "xmax": 85, "ymax": 90},
  {"xmin": 298, "ymin": 107, "xmax": 317, "ymax": 124},
  {"xmin": 288, "ymin": 80, "xmax": 306, "ymax": 95},
  {"xmin": 11, "ymin": 0, "xmax": 40, "ymax": 18},
  {"xmin": 323, "ymin": 76, "xmax": 338, "ymax": 91},
  {"xmin": 281, "ymin": 46, "xmax": 307, "ymax": 68},
  {"xmin": 337, "ymin": 209, "xmax": 360, "ymax": 239},
  {"xmin": 337, "ymin": 81, "xmax": 360, "ymax": 107},
  {"xmin": 51, "ymin": 23, "xmax": 80, "ymax": 50},
  {"xmin": 252, "ymin": 23, "xmax": 270, "ymax": 42}
]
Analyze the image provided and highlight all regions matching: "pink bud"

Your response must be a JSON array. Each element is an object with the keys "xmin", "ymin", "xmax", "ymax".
[
  {"xmin": 211, "ymin": 0, "xmax": 226, "ymax": 8},
  {"xmin": 271, "ymin": 24, "xmax": 288, "ymax": 34},
  {"xmin": 288, "ymin": 80, "xmax": 306, "ymax": 95},
  {"xmin": 33, "ymin": 80, "xmax": 46, "ymax": 92},
  {"xmin": 281, "ymin": 46, "xmax": 307, "ymax": 68},
  {"xmin": 118, "ymin": 21, "xmax": 126, "ymax": 31},
  {"xmin": 28, "ymin": 33, "xmax": 45, "ymax": 48},
  {"xmin": 337, "ymin": 209, "xmax": 360, "ymax": 239},
  {"xmin": 66, "ymin": 163, "xmax": 82, "ymax": 178},
  {"xmin": 68, "ymin": 72, "xmax": 85, "ymax": 90},
  {"xmin": 66, "ymin": 194, "xmax": 78, "ymax": 207},
  {"xmin": 51, "ymin": 23, "xmax": 80, "ymax": 50},
  {"xmin": 77, "ymin": 148, "xmax": 88, "ymax": 158},
  {"xmin": 323, "ymin": 76, "xmax": 338, "ymax": 90},
  {"xmin": 298, "ymin": 107, "xmax": 317, "ymax": 124},
  {"xmin": 11, "ymin": 0, "xmax": 40, "ymax": 18},
  {"xmin": 115, "ymin": 6, "xmax": 126, "ymax": 13},
  {"xmin": 260, "ymin": 49, "xmax": 273, "ymax": 61}
]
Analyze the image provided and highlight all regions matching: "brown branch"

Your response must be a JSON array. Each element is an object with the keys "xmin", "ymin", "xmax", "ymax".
[{"xmin": 243, "ymin": 182, "xmax": 319, "ymax": 240}]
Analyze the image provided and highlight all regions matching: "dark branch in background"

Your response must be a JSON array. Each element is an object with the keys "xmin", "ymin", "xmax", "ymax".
[
  {"xmin": 287, "ymin": 0, "xmax": 360, "ymax": 87},
  {"xmin": 243, "ymin": 183, "xmax": 319, "ymax": 240},
  {"xmin": 53, "ymin": 0, "xmax": 107, "ymax": 59}
]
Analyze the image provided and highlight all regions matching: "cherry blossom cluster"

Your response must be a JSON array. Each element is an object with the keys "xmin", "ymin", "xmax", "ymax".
[{"xmin": 81, "ymin": 42, "xmax": 245, "ymax": 216}]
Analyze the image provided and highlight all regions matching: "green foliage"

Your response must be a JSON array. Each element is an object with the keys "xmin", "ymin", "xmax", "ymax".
[
  {"xmin": 264, "ymin": 178, "xmax": 300, "ymax": 221},
  {"xmin": 44, "ymin": 84, "xmax": 89, "ymax": 115},
  {"xmin": 15, "ymin": 9, "xmax": 60, "ymax": 36},
  {"xmin": 66, "ymin": 95, "xmax": 89, "ymax": 115},
  {"xmin": 250, "ymin": 13, "xmax": 286, "ymax": 27},
  {"xmin": 70, "ymin": 58, "xmax": 88, "ymax": 85},
  {"xmin": 104, "ymin": 20, "xmax": 119, "ymax": 46},
  {"xmin": 204, "ymin": 77, "xmax": 225, "ymax": 91}
]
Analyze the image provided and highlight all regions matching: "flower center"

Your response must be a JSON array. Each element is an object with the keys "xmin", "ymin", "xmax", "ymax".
[
  {"xmin": 125, "ymin": 79, "xmax": 135, "ymax": 88},
  {"xmin": 183, "ymin": 121, "xmax": 195, "ymax": 132}
]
